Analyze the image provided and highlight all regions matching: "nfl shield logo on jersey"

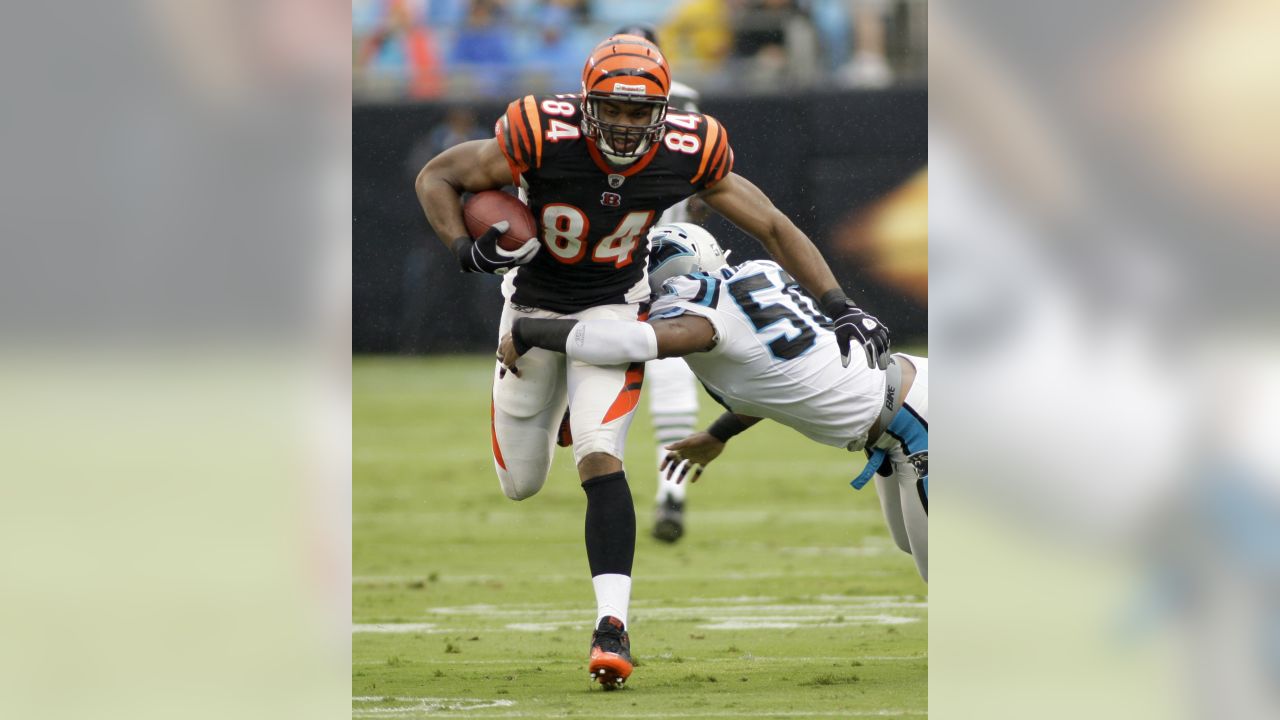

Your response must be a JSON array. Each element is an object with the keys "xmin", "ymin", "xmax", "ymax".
[{"xmin": 607, "ymin": 174, "xmax": 625, "ymax": 188}]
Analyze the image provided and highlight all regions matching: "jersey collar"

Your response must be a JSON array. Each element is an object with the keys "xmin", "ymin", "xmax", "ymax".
[{"xmin": 587, "ymin": 139, "xmax": 660, "ymax": 178}]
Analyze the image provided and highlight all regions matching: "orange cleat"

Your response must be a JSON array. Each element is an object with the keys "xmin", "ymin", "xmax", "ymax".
[{"xmin": 588, "ymin": 616, "xmax": 632, "ymax": 690}]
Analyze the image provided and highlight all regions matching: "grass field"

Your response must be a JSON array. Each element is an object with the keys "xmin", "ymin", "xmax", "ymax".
[{"xmin": 354, "ymin": 355, "xmax": 927, "ymax": 718}]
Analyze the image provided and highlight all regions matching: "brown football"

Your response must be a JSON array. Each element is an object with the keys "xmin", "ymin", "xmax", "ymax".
[{"xmin": 463, "ymin": 190, "xmax": 539, "ymax": 252}]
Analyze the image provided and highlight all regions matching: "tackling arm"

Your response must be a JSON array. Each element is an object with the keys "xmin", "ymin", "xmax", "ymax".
[{"xmin": 500, "ymin": 315, "xmax": 717, "ymax": 368}]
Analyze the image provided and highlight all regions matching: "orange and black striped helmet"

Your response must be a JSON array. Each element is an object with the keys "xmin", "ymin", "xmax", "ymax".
[{"xmin": 580, "ymin": 34, "xmax": 671, "ymax": 160}]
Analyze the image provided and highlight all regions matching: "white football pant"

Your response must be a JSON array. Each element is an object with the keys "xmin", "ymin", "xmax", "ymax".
[
  {"xmin": 875, "ymin": 354, "xmax": 929, "ymax": 582},
  {"xmin": 490, "ymin": 300, "xmax": 645, "ymax": 500}
]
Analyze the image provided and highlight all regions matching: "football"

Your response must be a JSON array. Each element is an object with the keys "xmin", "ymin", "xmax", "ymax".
[{"xmin": 463, "ymin": 191, "xmax": 539, "ymax": 252}]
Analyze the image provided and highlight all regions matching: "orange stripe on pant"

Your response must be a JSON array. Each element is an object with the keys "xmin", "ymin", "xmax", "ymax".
[
  {"xmin": 490, "ymin": 401, "xmax": 507, "ymax": 469},
  {"xmin": 601, "ymin": 363, "xmax": 646, "ymax": 425}
]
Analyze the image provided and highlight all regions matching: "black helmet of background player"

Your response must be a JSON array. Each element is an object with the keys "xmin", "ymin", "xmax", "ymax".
[
  {"xmin": 612, "ymin": 24, "xmax": 699, "ymax": 113},
  {"xmin": 646, "ymin": 223, "xmax": 730, "ymax": 294},
  {"xmin": 614, "ymin": 23, "xmax": 658, "ymax": 45},
  {"xmin": 580, "ymin": 34, "xmax": 671, "ymax": 163}
]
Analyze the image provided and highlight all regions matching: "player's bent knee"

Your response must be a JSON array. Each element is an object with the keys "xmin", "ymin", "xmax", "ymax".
[{"xmin": 496, "ymin": 464, "xmax": 547, "ymax": 501}]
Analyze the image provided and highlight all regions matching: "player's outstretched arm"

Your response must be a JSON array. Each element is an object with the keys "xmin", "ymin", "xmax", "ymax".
[
  {"xmin": 661, "ymin": 413, "xmax": 763, "ymax": 483},
  {"xmin": 415, "ymin": 139, "xmax": 527, "ymax": 273},
  {"xmin": 497, "ymin": 315, "xmax": 716, "ymax": 371},
  {"xmin": 698, "ymin": 172, "xmax": 839, "ymax": 298},
  {"xmin": 698, "ymin": 172, "xmax": 892, "ymax": 369}
]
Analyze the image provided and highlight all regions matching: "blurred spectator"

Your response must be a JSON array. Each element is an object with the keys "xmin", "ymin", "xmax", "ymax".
[
  {"xmin": 524, "ymin": 1, "xmax": 588, "ymax": 94},
  {"xmin": 449, "ymin": 0, "xmax": 515, "ymax": 96},
  {"xmin": 352, "ymin": 0, "xmax": 923, "ymax": 100},
  {"xmin": 659, "ymin": 0, "xmax": 732, "ymax": 76},
  {"xmin": 355, "ymin": 0, "xmax": 445, "ymax": 98},
  {"xmin": 729, "ymin": 0, "xmax": 820, "ymax": 90},
  {"xmin": 837, "ymin": 0, "xmax": 893, "ymax": 88},
  {"xmin": 810, "ymin": 0, "xmax": 851, "ymax": 73}
]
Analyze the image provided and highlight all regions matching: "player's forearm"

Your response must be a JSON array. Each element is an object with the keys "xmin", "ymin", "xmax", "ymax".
[
  {"xmin": 415, "ymin": 163, "xmax": 470, "ymax": 250},
  {"xmin": 512, "ymin": 318, "xmax": 659, "ymax": 365},
  {"xmin": 763, "ymin": 214, "xmax": 842, "ymax": 300}
]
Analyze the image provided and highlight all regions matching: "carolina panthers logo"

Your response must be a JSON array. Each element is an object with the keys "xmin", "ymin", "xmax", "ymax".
[{"xmin": 907, "ymin": 451, "xmax": 928, "ymax": 480}]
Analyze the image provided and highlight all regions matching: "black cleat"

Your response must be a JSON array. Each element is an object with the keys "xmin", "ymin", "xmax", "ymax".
[
  {"xmin": 588, "ymin": 616, "xmax": 632, "ymax": 689},
  {"xmin": 651, "ymin": 496, "xmax": 685, "ymax": 543}
]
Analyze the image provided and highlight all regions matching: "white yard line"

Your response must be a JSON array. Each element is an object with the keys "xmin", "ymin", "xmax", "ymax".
[
  {"xmin": 353, "ymin": 704, "xmax": 925, "ymax": 719},
  {"xmin": 352, "ymin": 697, "xmax": 514, "ymax": 717},
  {"xmin": 353, "ymin": 655, "xmax": 925, "ymax": 666},
  {"xmin": 353, "ymin": 622, "xmax": 441, "ymax": 634},
  {"xmin": 354, "ymin": 568, "xmax": 905, "ymax": 585},
  {"xmin": 354, "ymin": 615, "xmax": 920, "ymax": 634},
  {"xmin": 354, "ymin": 596, "xmax": 926, "ymax": 634}
]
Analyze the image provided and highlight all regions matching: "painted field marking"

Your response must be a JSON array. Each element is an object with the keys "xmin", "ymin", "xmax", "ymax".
[
  {"xmin": 354, "ymin": 595, "xmax": 926, "ymax": 634},
  {"xmin": 353, "ymin": 707, "xmax": 923, "ymax": 719},
  {"xmin": 352, "ymin": 697, "xmax": 514, "ymax": 717},
  {"xmin": 353, "ymin": 623, "xmax": 439, "ymax": 633},
  {"xmin": 354, "ymin": 566, "xmax": 903, "ymax": 585},
  {"xmin": 353, "ymin": 654, "xmax": 925, "ymax": 666},
  {"xmin": 418, "ymin": 596, "xmax": 926, "ymax": 615}
]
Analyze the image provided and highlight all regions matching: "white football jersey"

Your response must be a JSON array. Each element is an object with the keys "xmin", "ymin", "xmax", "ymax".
[{"xmin": 649, "ymin": 260, "xmax": 888, "ymax": 451}]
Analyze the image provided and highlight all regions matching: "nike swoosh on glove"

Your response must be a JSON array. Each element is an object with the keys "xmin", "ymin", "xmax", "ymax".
[{"xmin": 821, "ymin": 291, "xmax": 892, "ymax": 370}]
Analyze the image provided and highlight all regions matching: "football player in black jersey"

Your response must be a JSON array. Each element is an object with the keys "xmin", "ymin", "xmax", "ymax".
[{"xmin": 415, "ymin": 33, "xmax": 891, "ymax": 690}]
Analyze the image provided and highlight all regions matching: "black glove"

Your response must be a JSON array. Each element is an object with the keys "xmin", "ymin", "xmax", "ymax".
[
  {"xmin": 451, "ymin": 220, "xmax": 539, "ymax": 275},
  {"xmin": 821, "ymin": 290, "xmax": 891, "ymax": 370}
]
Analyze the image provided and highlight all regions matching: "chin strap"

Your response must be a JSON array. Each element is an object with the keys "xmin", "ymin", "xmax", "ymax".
[{"xmin": 599, "ymin": 140, "xmax": 646, "ymax": 165}]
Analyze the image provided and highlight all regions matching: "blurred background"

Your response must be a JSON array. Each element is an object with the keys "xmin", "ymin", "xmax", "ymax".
[
  {"xmin": 930, "ymin": 1, "xmax": 1280, "ymax": 718},
  {"xmin": 353, "ymin": 0, "xmax": 928, "ymax": 355},
  {"xmin": 353, "ymin": 0, "xmax": 925, "ymax": 101}
]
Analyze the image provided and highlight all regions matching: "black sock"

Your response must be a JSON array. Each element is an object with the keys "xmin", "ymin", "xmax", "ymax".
[{"xmin": 582, "ymin": 471, "xmax": 635, "ymax": 576}]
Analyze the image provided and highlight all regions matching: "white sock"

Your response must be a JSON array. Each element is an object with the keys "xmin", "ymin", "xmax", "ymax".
[{"xmin": 592, "ymin": 573, "xmax": 632, "ymax": 627}]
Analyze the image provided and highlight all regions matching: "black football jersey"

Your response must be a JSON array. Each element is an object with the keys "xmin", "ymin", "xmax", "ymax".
[{"xmin": 494, "ymin": 94, "xmax": 734, "ymax": 313}]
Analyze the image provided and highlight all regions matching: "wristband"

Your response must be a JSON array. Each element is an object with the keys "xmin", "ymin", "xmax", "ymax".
[
  {"xmin": 706, "ymin": 412, "xmax": 750, "ymax": 444},
  {"xmin": 819, "ymin": 289, "xmax": 851, "ymax": 318},
  {"xmin": 512, "ymin": 318, "xmax": 578, "ymax": 355},
  {"xmin": 451, "ymin": 236, "xmax": 474, "ymax": 272}
]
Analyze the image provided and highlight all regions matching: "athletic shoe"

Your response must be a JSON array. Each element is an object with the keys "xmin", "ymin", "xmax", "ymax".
[
  {"xmin": 651, "ymin": 496, "xmax": 684, "ymax": 543},
  {"xmin": 588, "ymin": 616, "xmax": 632, "ymax": 689}
]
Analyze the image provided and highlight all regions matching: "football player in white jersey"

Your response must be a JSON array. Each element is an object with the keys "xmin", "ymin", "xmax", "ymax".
[
  {"xmin": 498, "ymin": 224, "xmax": 929, "ymax": 582},
  {"xmin": 616, "ymin": 23, "xmax": 706, "ymax": 544}
]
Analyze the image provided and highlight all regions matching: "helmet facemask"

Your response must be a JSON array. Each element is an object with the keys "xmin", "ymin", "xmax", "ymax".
[
  {"xmin": 582, "ymin": 94, "xmax": 667, "ymax": 163},
  {"xmin": 580, "ymin": 34, "xmax": 672, "ymax": 164}
]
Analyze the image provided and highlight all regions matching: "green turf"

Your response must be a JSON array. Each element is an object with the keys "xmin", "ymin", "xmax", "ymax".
[{"xmin": 354, "ymin": 355, "xmax": 927, "ymax": 718}]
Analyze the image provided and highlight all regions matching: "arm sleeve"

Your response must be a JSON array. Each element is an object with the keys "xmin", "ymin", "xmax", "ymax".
[{"xmin": 564, "ymin": 320, "xmax": 659, "ymax": 365}]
